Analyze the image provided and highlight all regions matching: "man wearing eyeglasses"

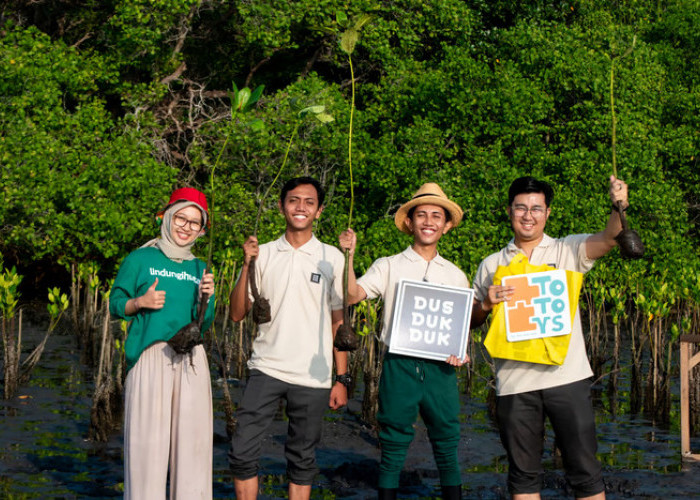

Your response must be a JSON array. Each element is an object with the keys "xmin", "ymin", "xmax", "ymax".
[{"xmin": 471, "ymin": 175, "xmax": 630, "ymax": 500}]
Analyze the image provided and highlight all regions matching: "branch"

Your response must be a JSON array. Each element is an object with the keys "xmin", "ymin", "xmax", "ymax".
[
  {"xmin": 160, "ymin": 61, "xmax": 187, "ymax": 86},
  {"xmin": 300, "ymin": 46, "xmax": 324, "ymax": 79},
  {"xmin": 70, "ymin": 32, "xmax": 92, "ymax": 49},
  {"xmin": 171, "ymin": 4, "xmax": 198, "ymax": 56},
  {"xmin": 245, "ymin": 49, "xmax": 279, "ymax": 87}
]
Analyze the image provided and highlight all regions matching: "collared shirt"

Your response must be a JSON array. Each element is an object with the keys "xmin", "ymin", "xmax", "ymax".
[
  {"xmin": 357, "ymin": 246, "xmax": 469, "ymax": 344},
  {"xmin": 247, "ymin": 234, "xmax": 345, "ymax": 388},
  {"xmin": 472, "ymin": 233, "xmax": 595, "ymax": 396}
]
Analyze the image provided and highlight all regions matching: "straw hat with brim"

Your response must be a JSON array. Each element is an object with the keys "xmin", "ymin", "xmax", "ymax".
[{"xmin": 394, "ymin": 183, "xmax": 463, "ymax": 234}]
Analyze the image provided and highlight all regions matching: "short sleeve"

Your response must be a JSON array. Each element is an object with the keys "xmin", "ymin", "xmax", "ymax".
[
  {"xmin": 471, "ymin": 259, "xmax": 493, "ymax": 302},
  {"xmin": 357, "ymin": 257, "xmax": 390, "ymax": 300},
  {"xmin": 565, "ymin": 233, "xmax": 596, "ymax": 273}
]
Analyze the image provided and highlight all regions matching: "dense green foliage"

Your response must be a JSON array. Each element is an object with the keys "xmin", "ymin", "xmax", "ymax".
[{"xmin": 2, "ymin": 0, "xmax": 699, "ymax": 313}]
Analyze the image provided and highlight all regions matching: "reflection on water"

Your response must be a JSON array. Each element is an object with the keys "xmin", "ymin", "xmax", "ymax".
[{"xmin": 1, "ymin": 325, "xmax": 699, "ymax": 498}]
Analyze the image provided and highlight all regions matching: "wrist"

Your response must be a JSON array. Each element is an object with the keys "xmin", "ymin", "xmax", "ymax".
[
  {"xmin": 334, "ymin": 373, "xmax": 353, "ymax": 389},
  {"xmin": 133, "ymin": 297, "xmax": 141, "ymax": 311}
]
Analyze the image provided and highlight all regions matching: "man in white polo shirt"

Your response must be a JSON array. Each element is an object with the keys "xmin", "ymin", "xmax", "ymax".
[
  {"xmin": 228, "ymin": 177, "xmax": 349, "ymax": 500},
  {"xmin": 340, "ymin": 183, "xmax": 469, "ymax": 500},
  {"xmin": 471, "ymin": 175, "xmax": 631, "ymax": 500}
]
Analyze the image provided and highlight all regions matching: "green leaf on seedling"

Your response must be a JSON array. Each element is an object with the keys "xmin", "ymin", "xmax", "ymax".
[
  {"xmin": 246, "ymin": 85, "xmax": 265, "ymax": 110},
  {"xmin": 336, "ymin": 11, "xmax": 348, "ymax": 27},
  {"xmin": 314, "ymin": 113, "xmax": 334, "ymax": 123},
  {"xmin": 236, "ymin": 88, "xmax": 251, "ymax": 111},
  {"xmin": 289, "ymin": 97, "xmax": 302, "ymax": 112},
  {"xmin": 299, "ymin": 105, "xmax": 325, "ymax": 117},
  {"xmin": 341, "ymin": 28, "xmax": 359, "ymax": 55},
  {"xmin": 354, "ymin": 14, "xmax": 372, "ymax": 30}
]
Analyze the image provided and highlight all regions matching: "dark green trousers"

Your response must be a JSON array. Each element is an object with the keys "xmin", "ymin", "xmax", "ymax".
[{"xmin": 377, "ymin": 353, "xmax": 462, "ymax": 489}]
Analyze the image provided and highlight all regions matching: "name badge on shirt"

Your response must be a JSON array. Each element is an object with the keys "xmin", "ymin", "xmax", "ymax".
[{"xmin": 310, "ymin": 273, "xmax": 321, "ymax": 284}]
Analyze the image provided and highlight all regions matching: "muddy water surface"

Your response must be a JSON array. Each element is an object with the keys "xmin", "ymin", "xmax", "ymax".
[{"xmin": 1, "ymin": 325, "xmax": 699, "ymax": 499}]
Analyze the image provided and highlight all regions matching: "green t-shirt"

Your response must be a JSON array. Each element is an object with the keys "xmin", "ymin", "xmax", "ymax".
[{"xmin": 109, "ymin": 247, "xmax": 215, "ymax": 371}]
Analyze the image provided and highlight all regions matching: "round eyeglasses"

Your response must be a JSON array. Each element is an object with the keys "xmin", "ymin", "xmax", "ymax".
[{"xmin": 172, "ymin": 214, "xmax": 203, "ymax": 231}]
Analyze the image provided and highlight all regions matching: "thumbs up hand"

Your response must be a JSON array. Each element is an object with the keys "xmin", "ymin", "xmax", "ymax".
[{"xmin": 139, "ymin": 278, "xmax": 166, "ymax": 310}]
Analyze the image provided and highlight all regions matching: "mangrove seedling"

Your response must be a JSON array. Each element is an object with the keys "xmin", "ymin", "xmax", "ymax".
[
  {"xmin": 333, "ymin": 11, "xmax": 372, "ymax": 351},
  {"xmin": 20, "ymin": 287, "xmax": 70, "ymax": 384},
  {"xmin": 608, "ymin": 35, "xmax": 644, "ymax": 259},
  {"xmin": 248, "ymin": 100, "xmax": 333, "ymax": 324},
  {"xmin": 168, "ymin": 82, "xmax": 264, "ymax": 356}
]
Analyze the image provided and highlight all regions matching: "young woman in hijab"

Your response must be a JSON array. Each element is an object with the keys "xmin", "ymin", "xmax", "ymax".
[{"xmin": 110, "ymin": 187, "xmax": 215, "ymax": 499}]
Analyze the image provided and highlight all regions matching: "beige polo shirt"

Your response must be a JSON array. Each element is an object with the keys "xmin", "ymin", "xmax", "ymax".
[
  {"xmin": 246, "ymin": 234, "xmax": 344, "ymax": 388},
  {"xmin": 357, "ymin": 246, "xmax": 469, "ymax": 344},
  {"xmin": 472, "ymin": 233, "xmax": 595, "ymax": 396}
]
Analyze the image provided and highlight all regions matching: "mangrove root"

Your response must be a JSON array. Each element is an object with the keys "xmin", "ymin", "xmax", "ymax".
[
  {"xmin": 614, "ymin": 203, "xmax": 645, "ymax": 259},
  {"xmin": 252, "ymin": 297, "xmax": 271, "ymax": 324},
  {"xmin": 167, "ymin": 322, "xmax": 204, "ymax": 355},
  {"xmin": 167, "ymin": 292, "xmax": 208, "ymax": 355},
  {"xmin": 248, "ymin": 258, "xmax": 271, "ymax": 324},
  {"xmin": 334, "ymin": 323, "xmax": 359, "ymax": 351}
]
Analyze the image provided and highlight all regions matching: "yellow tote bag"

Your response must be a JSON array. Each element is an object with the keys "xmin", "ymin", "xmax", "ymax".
[{"xmin": 483, "ymin": 254, "xmax": 584, "ymax": 365}]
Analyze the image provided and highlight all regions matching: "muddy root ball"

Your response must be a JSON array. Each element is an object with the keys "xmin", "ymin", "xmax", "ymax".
[
  {"xmin": 252, "ymin": 297, "xmax": 272, "ymax": 324},
  {"xmin": 334, "ymin": 324, "xmax": 360, "ymax": 351},
  {"xmin": 168, "ymin": 322, "xmax": 203, "ymax": 354},
  {"xmin": 615, "ymin": 229, "xmax": 645, "ymax": 259}
]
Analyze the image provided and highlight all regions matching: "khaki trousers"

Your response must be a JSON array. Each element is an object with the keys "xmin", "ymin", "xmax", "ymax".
[{"xmin": 124, "ymin": 342, "xmax": 213, "ymax": 500}]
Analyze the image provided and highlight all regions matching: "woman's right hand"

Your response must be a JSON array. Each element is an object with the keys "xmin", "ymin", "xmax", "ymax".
[
  {"xmin": 138, "ymin": 278, "xmax": 166, "ymax": 310},
  {"xmin": 242, "ymin": 236, "xmax": 259, "ymax": 265}
]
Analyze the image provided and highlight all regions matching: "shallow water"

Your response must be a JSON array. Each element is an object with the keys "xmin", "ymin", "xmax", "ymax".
[{"xmin": 1, "ymin": 324, "xmax": 699, "ymax": 499}]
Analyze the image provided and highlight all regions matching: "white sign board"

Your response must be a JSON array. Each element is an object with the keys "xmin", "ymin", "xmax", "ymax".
[
  {"xmin": 388, "ymin": 279, "xmax": 474, "ymax": 361},
  {"xmin": 502, "ymin": 269, "xmax": 572, "ymax": 342}
]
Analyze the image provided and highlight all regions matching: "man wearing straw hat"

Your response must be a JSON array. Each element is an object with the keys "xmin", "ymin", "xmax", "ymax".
[
  {"xmin": 471, "ymin": 175, "xmax": 630, "ymax": 500},
  {"xmin": 228, "ymin": 177, "xmax": 350, "ymax": 500},
  {"xmin": 340, "ymin": 182, "xmax": 468, "ymax": 499}
]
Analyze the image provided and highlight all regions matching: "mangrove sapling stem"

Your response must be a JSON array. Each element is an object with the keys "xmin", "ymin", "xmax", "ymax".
[
  {"xmin": 247, "ymin": 103, "xmax": 332, "ymax": 324},
  {"xmin": 347, "ymin": 53, "xmax": 355, "ymax": 230},
  {"xmin": 16, "ymin": 308, "xmax": 22, "ymax": 370},
  {"xmin": 334, "ymin": 18, "xmax": 367, "ymax": 352},
  {"xmin": 89, "ymin": 305, "xmax": 121, "ymax": 442},
  {"xmin": 608, "ymin": 36, "xmax": 644, "ymax": 258},
  {"xmin": 236, "ymin": 320, "xmax": 245, "ymax": 379},
  {"xmin": 71, "ymin": 263, "xmax": 79, "ymax": 332},
  {"xmin": 195, "ymin": 82, "xmax": 262, "ymax": 429},
  {"xmin": 248, "ymin": 123, "xmax": 300, "ymax": 325},
  {"xmin": 253, "ymin": 124, "xmax": 299, "ymax": 237},
  {"xmin": 95, "ymin": 306, "xmax": 110, "ymax": 390}
]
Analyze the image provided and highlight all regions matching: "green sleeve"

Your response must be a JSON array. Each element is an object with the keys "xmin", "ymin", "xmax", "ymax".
[{"xmin": 109, "ymin": 252, "xmax": 139, "ymax": 319}]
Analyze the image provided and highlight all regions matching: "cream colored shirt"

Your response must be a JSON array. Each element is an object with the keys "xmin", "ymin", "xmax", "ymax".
[
  {"xmin": 357, "ymin": 246, "xmax": 470, "ymax": 344},
  {"xmin": 472, "ymin": 233, "xmax": 595, "ymax": 396},
  {"xmin": 246, "ymin": 234, "xmax": 344, "ymax": 388}
]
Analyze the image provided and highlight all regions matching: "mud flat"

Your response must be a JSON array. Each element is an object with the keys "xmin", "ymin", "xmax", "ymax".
[{"xmin": 1, "ymin": 325, "xmax": 699, "ymax": 498}]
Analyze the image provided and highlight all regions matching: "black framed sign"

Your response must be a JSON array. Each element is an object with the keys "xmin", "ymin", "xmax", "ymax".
[{"xmin": 388, "ymin": 279, "xmax": 474, "ymax": 362}]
